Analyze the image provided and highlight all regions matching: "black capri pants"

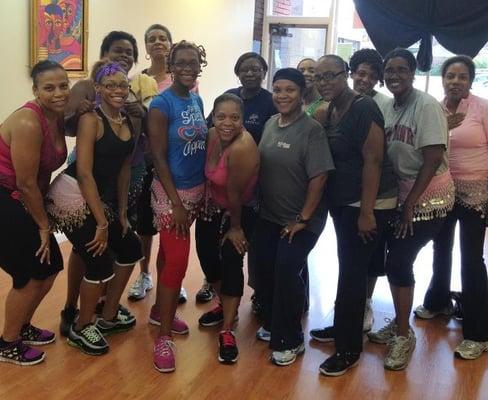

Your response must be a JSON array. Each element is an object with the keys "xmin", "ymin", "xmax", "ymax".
[
  {"xmin": 196, "ymin": 206, "xmax": 256, "ymax": 297},
  {"xmin": 385, "ymin": 215, "xmax": 445, "ymax": 287},
  {"xmin": 135, "ymin": 165, "xmax": 157, "ymax": 236},
  {"xmin": 0, "ymin": 187, "xmax": 63, "ymax": 289},
  {"xmin": 66, "ymin": 213, "xmax": 143, "ymax": 283}
]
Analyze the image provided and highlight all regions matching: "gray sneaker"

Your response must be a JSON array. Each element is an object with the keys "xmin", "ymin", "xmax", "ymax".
[
  {"xmin": 384, "ymin": 329, "xmax": 416, "ymax": 370},
  {"xmin": 367, "ymin": 318, "xmax": 397, "ymax": 344},
  {"xmin": 363, "ymin": 299, "xmax": 374, "ymax": 332},
  {"xmin": 67, "ymin": 324, "xmax": 109, "ymax": 356},
  {"xmin": 454, "ymin": 339, "xmax": 488, "ymax": 360},
  {"xmin": 128, "ymin": 272, "xmax": 153, "ymax": 301},
  {"xmin": 413, "ymin": 304, "xmax": 454, "ymax": 319},
  {"xmin": 271, "ymin": 342, "xmax": 305, "ymax": 366}
]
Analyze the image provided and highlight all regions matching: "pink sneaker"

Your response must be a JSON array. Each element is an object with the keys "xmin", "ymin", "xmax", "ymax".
[
  {"xmin": 149, "ymin": 306, "xmax": 189, "ymax": 335},
  {"xmin": 153, "ymin": 335, "xmax": 176, "ymax": 373},
  {"xmin": 149, "ymin": 305, "xmax": 160, "ymax": 326}
]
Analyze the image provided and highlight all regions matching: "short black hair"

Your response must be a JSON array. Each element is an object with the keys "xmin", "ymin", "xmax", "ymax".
[
  {"xmin": 213, "ymin": 93, "xmax": 244, "ymax": 116},
  {"xmin": 234, "ymin": 52, "xmax": 268, "ymax": 75},
  {"xmin": 383, "ymin": 48, "xmax": 417, "ymax": 72},
  {"xmin": 349, "ymin": 48, "xmax": 384, "ymax": 84},
  {"xmin": 317, "ymin": 54, "xmax": 350, "ymax": 72},
  {"xmin": 30, "ymin": 60, "xmax": 65, "ymax": 86},
  {"xmin": 99, "ymin": 31, "xmax": 139, "ymax": 63},
  {"xmin": 144, "ymin": 24, "xmax": 173, "ymax": 44},
  {"xmin": 441, "ymin": 55, "xmax": 476, "ymax": 83}
]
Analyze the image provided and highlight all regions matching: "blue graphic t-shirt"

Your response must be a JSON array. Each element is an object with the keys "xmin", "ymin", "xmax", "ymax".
[{"xmin": 150, "ymin": 89, "xmax": 207, "ymax": 189}]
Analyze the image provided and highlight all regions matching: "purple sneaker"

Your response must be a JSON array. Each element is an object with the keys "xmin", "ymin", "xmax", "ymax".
[
  {"xmin": 0, "ymin": 339, "xmax": 45, "ymax": 366},
  {"xmin": 20, "ymin": 324, "xmax": 56, "ymax": 345},
  {"xmin": 149, "ymin": 306, "xmax": 188, "ymax": 335},
  {"xmin": 153, "ymin": 335, "xmax": 176, "ymax": 373}
]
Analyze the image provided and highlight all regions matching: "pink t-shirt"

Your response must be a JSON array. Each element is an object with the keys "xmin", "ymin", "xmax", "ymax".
[
  {"xmin": 205, "ymin": 134, "xmax": 257, "ymax": 210},
  {"xmin": 445, "ymin": 93, "xmax": 488, "ymax": 180}
]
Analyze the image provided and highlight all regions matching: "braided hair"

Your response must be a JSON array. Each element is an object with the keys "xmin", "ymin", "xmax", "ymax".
[{"xmin": 167, "ymin": 40, "xmax": 207, "ymax": 72}]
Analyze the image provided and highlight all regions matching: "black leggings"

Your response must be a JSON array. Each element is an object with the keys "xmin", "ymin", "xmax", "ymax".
[{"xmin": 195, "ymin": 207, "xmax": 256, "ymax": 297}]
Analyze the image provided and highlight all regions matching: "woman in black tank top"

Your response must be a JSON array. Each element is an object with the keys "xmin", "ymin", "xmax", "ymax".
[{"xmin": 47, "ymin": 61, "xmax": 143, "ymax": 356}]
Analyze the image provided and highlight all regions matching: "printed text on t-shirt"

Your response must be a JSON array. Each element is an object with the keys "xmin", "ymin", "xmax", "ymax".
[{"xmin": 386, "ymin": 124, "xmax": 414, "ymax": 146}]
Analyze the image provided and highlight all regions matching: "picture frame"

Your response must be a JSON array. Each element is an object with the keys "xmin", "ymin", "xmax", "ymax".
[{"xmin": 30, "ymin": 0, "xmax": 89, "ymax": 78}]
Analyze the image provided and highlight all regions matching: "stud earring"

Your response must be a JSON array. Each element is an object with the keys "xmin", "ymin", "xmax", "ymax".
[{"xmin": 145, "ymin": 54, "xmax": 151, "ymax": 60}]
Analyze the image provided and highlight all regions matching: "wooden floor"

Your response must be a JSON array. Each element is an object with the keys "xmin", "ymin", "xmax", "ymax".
[{"xmin": 1, "ymin": 223, "xmax": 488, "ymax": 400}]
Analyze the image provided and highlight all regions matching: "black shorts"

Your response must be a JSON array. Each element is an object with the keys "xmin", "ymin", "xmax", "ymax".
[
  {"xmin": 135, "ymin": 166, "xmax": 157, "ymax": 236},
  {"xmin": 65, "ymin": 213, "xmax": 143, "ymax": 283},
  {"xmin": 0, "ymin": 188, "xmax": 63, "ymax": 289}
]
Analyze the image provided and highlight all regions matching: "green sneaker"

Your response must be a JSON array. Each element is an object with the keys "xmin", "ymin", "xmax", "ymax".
[
  {"xmin": 384, "ymin": 329, "xmax": 416, "ymax": 371},
  {"xmin": 454, "ymin": 340, "xmax": 488, "ymax": 360},
  {"xmin": 367, "ymin": 318, "xmax": 396, "ymax": 344}
]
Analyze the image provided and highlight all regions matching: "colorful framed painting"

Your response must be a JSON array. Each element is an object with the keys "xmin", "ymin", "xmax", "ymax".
[{"xmin": 30, "ymin": 0, "xmax": 89, "ymax": 78}]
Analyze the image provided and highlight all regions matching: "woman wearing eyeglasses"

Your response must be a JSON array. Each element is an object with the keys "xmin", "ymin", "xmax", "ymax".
[
  {"xmin": 47, "ymin": 61, "xmax": 143, "ymax": 356},
  {"xmin": 309, "ymin": 55, "xmax": 397, "ymax": 376}
]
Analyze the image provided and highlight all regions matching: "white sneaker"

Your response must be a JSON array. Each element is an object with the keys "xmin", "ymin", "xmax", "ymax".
[
  {"xmin": 384, "ymin": 329, "xmax": 416, "ymax": 371},
  {"xmin": 271, "ymin": 342, "xmax": 305, "ymax": 366},
  {"xmin": 363, "ymin": 299, "xmax": 374, "ymax": 332},
  {"xmin": 367, "ymin": 318, "xmax": 397, "ymax": 344},
  {"xmin": 413, "ymin": 304, "xmax": 454, "ymax": 319},
  {"xmin": 256, "ymin": 327, "xmax": 271, "ymax": 342},
  {"xmin": 128, "ymin": 272, "xmax": 153, "ymax": 301},
  {"xmin": 454, "ymin": 340, "xmax": 488, "ymax": 360}
]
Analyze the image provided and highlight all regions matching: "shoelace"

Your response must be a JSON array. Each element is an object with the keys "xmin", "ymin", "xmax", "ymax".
[
  {"xmin": 82, "ymin": 326, "xmax": 103, "ymax": 343},
  {"xmin": 375, "ymin": 318, "xmax": 395, "ymax": 336},
  {"xmin": 387, "ymin": 336, "xmax": 410, "ymax": 358},
  {"xmin": 155, "ymin": 339, "xmax": 174, "ymax": 357},
  {"xmin": 22, "ymin": 324, "xmax": 40, "ymax": 340},
  {"xmin": 221, "ymin": 331, "xmax": 236, "ymax": 347}
]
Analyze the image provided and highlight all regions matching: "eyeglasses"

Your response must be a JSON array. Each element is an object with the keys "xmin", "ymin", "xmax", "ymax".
[
  {"xmin": 238, "ymin": 67, "xmax": 263, "ymax": 74},
  {"xmin": 173, "ymin": 61, "xmax": 200, "ymax": 70},
  {"xmin": 384, "ymin": 66, "xmax": 411, "ymax": 77},
  {"xmin": 314, "ymin": 70, "xmax": 346, "ymax": 82},
  {"xmin": 101, "ymin": 82, "xmax": 130, "ymax": 91}
]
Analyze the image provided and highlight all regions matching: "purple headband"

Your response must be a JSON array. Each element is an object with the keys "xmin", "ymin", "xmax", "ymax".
[{"xmin": 95, "ymin": 62, "xmax": 126, "ymax": 83}]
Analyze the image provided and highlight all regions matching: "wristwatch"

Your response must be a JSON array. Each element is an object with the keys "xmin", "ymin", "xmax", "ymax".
[{"xmin": 295, "ymin": 214, "xmax": 309, "ymax": 224}]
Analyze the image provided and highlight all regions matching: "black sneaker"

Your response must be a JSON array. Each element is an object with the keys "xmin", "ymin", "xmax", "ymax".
[
  {"xmin": 67, "ymin": 324, "xmax": 109, "ymax": 356},
  {"xmin": 178, "ymin": 287, "xmax": 188, "ymax": 304},
  {"xmin": 60, "ymin": 307, "xmax": 79, "ymax": 337},
  {"xmin": 451, "ymin": 291, "xmax": 463, "ymax": 320},
  {"xmin": 196, "ymin": 280, "xmax": 215, "ymax": 303},
  {"xmin": 218, "ymin": 330, "xmax": 239, "ymax": 363},
  {"xmin": 0, "ymin": 339, "xmax": 45, "ymax": 366},
  {"xmin": 319, "ymin": 352, "xmax": 360, "ymax": 376},
  {"xmin": 199, "ymin": 305, "xmax": 224, "ymax": 327},
  {"xmin": 310, "ymin": 326, "xmax": 335, "ymax": 343},
  {"xmin": 96, "ymin": 313, "xmax": 136, "ymax": 336},
  {"xmin": 95, "ymin": 301, "xmax": 136, "ymax": 325}
]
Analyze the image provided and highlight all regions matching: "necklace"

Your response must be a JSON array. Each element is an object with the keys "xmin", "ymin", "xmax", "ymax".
[{"xmin": 99, "ymin": 106, "xmax": 125, "ymax": 125}]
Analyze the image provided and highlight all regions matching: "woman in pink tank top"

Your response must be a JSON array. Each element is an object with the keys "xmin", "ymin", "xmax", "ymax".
[
  {"xmin": 0, "ymin": 60, "xmax": 68, "ymax": 367},
  {"xmin": 195, "ymin": 93, "xmax": 259, "ymax": 364}
]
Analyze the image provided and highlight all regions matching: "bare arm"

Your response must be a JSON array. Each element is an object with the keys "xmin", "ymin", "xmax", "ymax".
[{"xmin": 358, "ymin": 121, "xmax": 384, "ymax": 242}]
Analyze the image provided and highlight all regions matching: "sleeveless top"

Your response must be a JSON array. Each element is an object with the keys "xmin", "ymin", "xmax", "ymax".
[
  {"xmin": 0, "ymin": 101, "xmax": 67, "ymax": 196},
  {"xmin": 65, "ymin": 107, "xmax": 135, "ymax": 205},
  {"xmin": 205, "ymin": 133, "xmax": 257, "ymax": 210}
]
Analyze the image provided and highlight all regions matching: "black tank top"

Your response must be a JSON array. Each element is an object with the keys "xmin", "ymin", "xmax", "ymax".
[{"xmin": 66, "ymin": 108, "xmax": 135, "ymax": 205}]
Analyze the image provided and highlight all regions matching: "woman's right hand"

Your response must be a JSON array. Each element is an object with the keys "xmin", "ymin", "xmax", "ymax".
[
  {"xmin": 447, "ymin": 113, "xmax": 465, "ymax": 130},
  {"xmin": 77, "ymin": 99, "xmax": 95, "ymax": 116},
  {"xmin": 171, "ymin": 204, "xmax": 189, "ymax": 238},
  {"xmin": 36, "ymin": 229, "xmax": 51, "ymax": 264},
  {"xmin": 86, "ymin": 224, "xmax": 109, "ymax": 256}
]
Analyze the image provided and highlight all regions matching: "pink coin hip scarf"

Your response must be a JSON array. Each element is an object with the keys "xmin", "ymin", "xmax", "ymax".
[
  {"xmin": 150, "ymin": 178, "xmax": 205, "ymax": 231},
  {"xmin": 398, "ymin": 171, "xmax": 455, "ymax": 221}
]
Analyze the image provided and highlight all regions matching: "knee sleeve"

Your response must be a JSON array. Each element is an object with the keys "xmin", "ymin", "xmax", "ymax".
[{"xmin": 158, "ymin": 229, "xmax": 190, "ymax": 289}]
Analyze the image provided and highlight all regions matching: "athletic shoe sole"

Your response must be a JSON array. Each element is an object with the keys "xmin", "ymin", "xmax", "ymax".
[
  {"xmin": 319, "ymin": 359, "xmax": 359, "ymax": 376},
  {"xmin": 154, "ymin": 363, "xmax": 175, "ymax": 373},
  {"xmin": 454, "ymin": 347, "xmax": 488, "ymax": 360},
  {"xmin": 310, "ymin": 334, "xmax": 334, "ymax": 343},
  {"xmin": 218, "ymin": 354, "xmax": 239, "ymax": 363},
  {"xmin": 22, "ymin": 336, "xmax": 56, "ymax": 346},
  {"xmin": 67, "ymin": 338, "xmax": 109, "ymax": 356},
  {"xmin": 97, "ymin": 321, "xmax": 136, "ymax": 337},
  {"xmin": 148, "ymin": 318, "xmax": 189, "ymax": 335},
  {"xmin": 0, "ymin": 353, "xmax": 45, "ymax": 366},
  {"xmin": 199, "ymin": 319, "xmax": 224, "ymax": 327},
  {"xmin": 271, "ymin": 347, "xmax": 305, "ymax": 366}
]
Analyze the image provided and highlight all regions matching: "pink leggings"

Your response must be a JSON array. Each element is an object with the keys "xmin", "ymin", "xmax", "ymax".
[{"xmin": 157, "ymin": 229, "xmax": 190, "ymax": 289}]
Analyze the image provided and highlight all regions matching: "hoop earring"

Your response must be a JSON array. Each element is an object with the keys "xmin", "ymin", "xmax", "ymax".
[{"xmin": 145, "ymin": 54, "xmax": 151, "ymax": 60}]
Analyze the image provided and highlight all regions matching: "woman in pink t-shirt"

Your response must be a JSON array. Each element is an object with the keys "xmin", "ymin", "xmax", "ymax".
[{"xmin": 415, "ymin": 55, "xmax": 488, "ymax": 360}]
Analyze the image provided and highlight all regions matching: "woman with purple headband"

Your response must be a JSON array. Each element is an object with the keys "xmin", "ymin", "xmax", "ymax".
[{"xmin": 47, "ymin": 61, "xmax": 143, "ymax": 356}]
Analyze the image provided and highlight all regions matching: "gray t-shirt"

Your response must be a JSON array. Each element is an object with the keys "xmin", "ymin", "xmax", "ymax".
[
  {"xmin": 384, "ymin": 89, "xmax": 448, "ymax": 180},
  {"xmin": 372, "ymin": 91, "xmax": 392, "ymax": 116},
  {"xmin": 258, "ymin": 112, "xmax": 335, "ymax": 235}
]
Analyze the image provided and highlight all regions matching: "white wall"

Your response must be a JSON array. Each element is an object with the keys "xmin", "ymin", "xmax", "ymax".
[{"xmin": 0, "ymin": 0, "xmax": 255, "ymax": 120}]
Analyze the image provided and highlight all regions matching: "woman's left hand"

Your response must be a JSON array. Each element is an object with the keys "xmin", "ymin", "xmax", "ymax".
[
  {"xmin": 395, "ymin": 203, "xmax": 414, "ymax": 239},
  {"xmin": 221, "ymin": 227, "xmax": 248, "ymax": 255},
  {"xmin": 119, "ymin": 215, "xmax": 131, "ymax": 237},
  {"xmin": 125, "ymin": 102, "xmax": 145, "ymax": 119},
  {"xmin": 358, "ymin": 212, "xmax": 377, "ymax": 243},
  {"xmin": 280, "ymin": 222, "xmax": 306, "ymax": 243}
]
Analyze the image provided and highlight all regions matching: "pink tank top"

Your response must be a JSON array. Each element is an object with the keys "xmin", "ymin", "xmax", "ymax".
[
  {"xmin": 0, "ymin": 102, "xmax": 67, "ymax": 196},
  {"xmin": 205, "ymin": 134, "xmax": 257, "ymax": 209}
]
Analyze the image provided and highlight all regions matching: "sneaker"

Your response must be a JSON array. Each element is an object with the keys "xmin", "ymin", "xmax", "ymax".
[
  {"xmin": 319, "ymin": 352, "xmax": 360, "ymax": 376},
  {"xmin": 95, "ymin": 301, "xmax": 136, "ymax": 326},
  {"xmin": 310, "ymin": 326, "xmax": 335, "ymax": 343},
  {"xmin": 367, "ymin": 318, "xmax": 397, "ymax": 344},
  {"xmin": 413, "ymin": 303, "xmax": 454, "ymax": 319},
  {"xmin": 199, "ymin": 305, "xmax": 224, "ymax": 327},
  {"xmin": 0, "ymin": 339, "xmax": 45, "ymax": 366},
  {"xmin": 60, "ymin": 306, "xmax": 79, "ymax": 338},
  {"xmin": 256, "ymin": 326, "xmax": 271, "ymax": 342},
  {"xmin": 128, "ymin": 272, "xmax": 153, "ymax": 301},
  {"xmin": 218, "ymin": 330, "xmax": 239, "ymax": 363},
  {"xmin": 195, "ymin": 280, "xmax": 214, "ymax": 303},
  {"xmin": 363, "ymin": 299, "xmax": 374, "ymax": 332},
  {"xmin": 20, "ymin": 324, "xmax": 55, "ymax": 345},
  {"xmin": 178, "ymin": 287, "xmax": 188, "ymax": 304},
  {"xmin": 148, "ymin": 306, "xmax": 189, "ymax": 335},
  {"xmin": 96, "ymin": 314, "xmax": 136, "ymax": 336},
  {"xmin": 153, "ymin": 335, "xmax": 176, "ymax": 373},
  {"xmin": 454, "ymin": 340, "xmax": 488, "ymax": 360},
  {"xmin": 451, "ymin": 291, "xmax": 463, "ymax": 320},
  {"xmin": 271, "ymin": 342, "xmax": 305, "ymax": 366},
  {"xmin": 384, "ymin": 329, "xmax": 416, "ymax": 370},
  {"xmin": 67, "ymin": 324, "xmax": 109, "ymax": 356}
]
